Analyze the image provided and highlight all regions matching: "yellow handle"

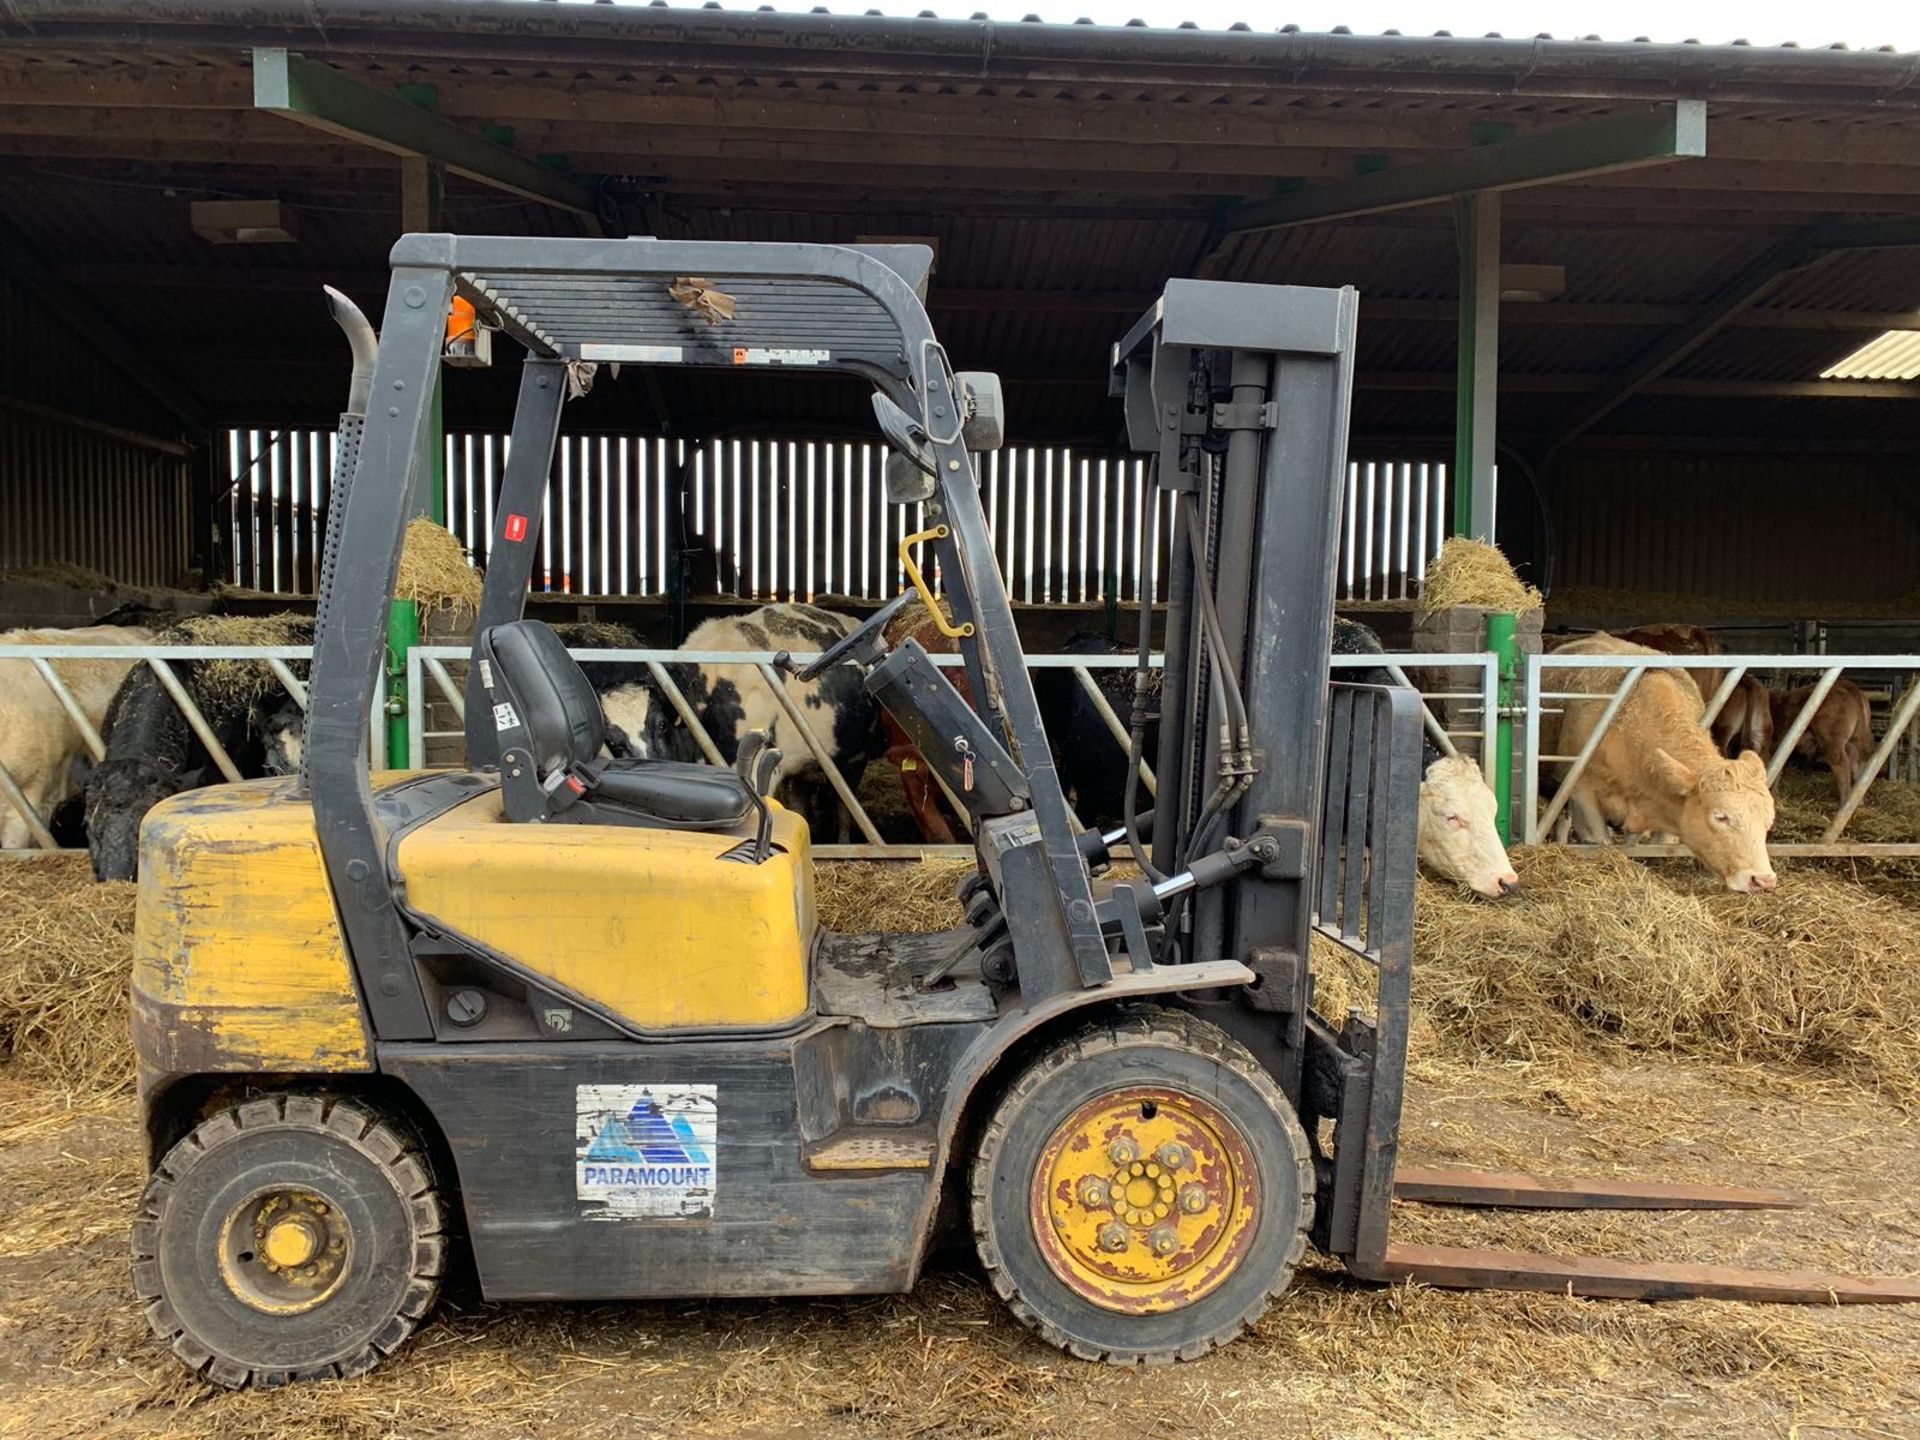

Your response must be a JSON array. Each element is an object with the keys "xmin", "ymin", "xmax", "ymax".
[{"xmin": 898, "ymin": 525, "xmax": 974, "ymax": 639}]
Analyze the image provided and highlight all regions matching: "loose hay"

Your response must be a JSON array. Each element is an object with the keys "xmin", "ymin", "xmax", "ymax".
[
  {"xmin": 159, "ymin": 610, "xmax": 314, "ymax": 708},
  {"xmin": 0, "ymin": 855, "xmax": 136, "ymax": 1092},
  {"xmin": 395, "ymin": 516, "xmax": 484, "ymax": 618},
  {"xmin": 1416, "ymin": 537, "xmax": 1543, "ymax": 618},
  {"xmin": 1411, "ymin": 845, "xmax": 1920, "ymax": 1093},
  {"xmin": 1, "ymin": 859, "xmax": 1917, "ymax": 1437},
  {"xmin": 815, "ymin": 859, "xmax": 973, "ymax": 932}
]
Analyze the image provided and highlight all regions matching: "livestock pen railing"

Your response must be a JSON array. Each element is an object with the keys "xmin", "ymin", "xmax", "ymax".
[
  {"xmin": 20, "ymin": 639, "xmax": 1920, "ymax": 863},
  {"xmin": 1523, "ymin": 652, "xmax": 1920, "ymax": 857},
  {"xmin": 407, "ymin": 645, "xmax": 1499, "ymax": 859},
  {"xmin": 0, "ymin": 642, "xmax": 380, "ymax": 855},
  {"xmin": 0, "ymin": 636, "xmax": 1492, "ymax": 858}
]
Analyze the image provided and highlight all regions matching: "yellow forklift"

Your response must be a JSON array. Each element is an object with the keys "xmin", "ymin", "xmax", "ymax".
[{"xmin": 129, "ymin": 239, "xmax": 1917, "ymax": 1388}]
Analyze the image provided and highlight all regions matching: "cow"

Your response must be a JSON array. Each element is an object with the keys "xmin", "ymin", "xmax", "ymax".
[
  {"xmin": 1771, "ymin": 679, "xmax": 1874, "ymax": 803},
  {"xmin": 0, "ymin": 624, "xmax": 152, "ymax": 851},
  {"xmin": 85, "ymin": 617, "xmax": 313, "ymax": 881},
  {"xmin": 1332, "ymin": 618, "xmax": 1519, "ymax": 900},
  {"xmin": 1617, "ymin": 623, "xmax": 1773, "ymax": 760},
  {"xmin": 875, "ymin": 598, "xmax": 975, "ymax": 844},
  {"xmin": 1543, "ymin": 633, "xmax": 1776, "ymax": 893},
  {"xmin": 598, "ymin": 603, "xmax": 886, "ymax": 842}
]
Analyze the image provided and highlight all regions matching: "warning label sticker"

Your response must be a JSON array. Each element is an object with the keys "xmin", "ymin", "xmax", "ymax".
[
  {"xmin": 580, "ymin": 343, "xmax": 685, "ymax": 364},
  {"xmin": 576, "ymin": 1084, "xmax": 717, "ymax": 1221},
  {"xmin": 492, "ymin": 701, "xmax": 520, "ymax": 732},
  {"xmin": 732, "ymin": 347, "xmax": 831, "ymax": 366}
]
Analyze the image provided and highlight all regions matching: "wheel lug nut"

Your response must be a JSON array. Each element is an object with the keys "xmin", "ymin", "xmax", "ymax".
[
  {"xmin": 1148, "ymin": 1225, "xmax": 1180, "ymax": 1257},
  {"xmin": 1157, "ymin": 1142, "xmax": 1190, "ymax": 1171},
  {"xmin": 1107, "ymin": 1138, "xmax": 1139, "ymax": 1165},
  {"xmin": 1098, "ymin": 1222, "xmax": 1130, "ymax": 1253},
  {"xmin": 1078, "ymin": 1177, "xmax": 1110, "ymax": 1209},
  {"xmin": 1179, "ymin": 1183, "xmax": 1209, "ymax": 1214}
]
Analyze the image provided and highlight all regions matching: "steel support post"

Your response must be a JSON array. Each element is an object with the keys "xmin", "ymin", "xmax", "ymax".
[
  {"xmin": 387, "ymin": 155, "xmax": 446, "ymax": 769},
  {"xmin": 1484, "ymin": 610, "xmax": 1517, "ymax": 842},
  {"xmin": 1453, "ymin": 191, "xmax": 1500, "ymax": 540}
]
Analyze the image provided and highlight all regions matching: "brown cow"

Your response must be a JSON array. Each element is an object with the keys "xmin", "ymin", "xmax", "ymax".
[
  {"xmin": 1771, "ymin": 679, "xmax": 1874, "ymax": 803},
  {"xmin": 1617, "ymin": 623, "xmax": 1772, "ymax": 761},
  {"xmin": 877, "ymin": 597, "xmax": 971, "ymax": 843},
  {"xmin": 1545, "ymin": 633, "xmax": 1777, "ymax": 892}
]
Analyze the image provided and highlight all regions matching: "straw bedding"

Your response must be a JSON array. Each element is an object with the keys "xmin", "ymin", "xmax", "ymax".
[
  {"xmin": 0, "ymin": 856, "xmax": 136, "ymax": 1093},
  {"xmin": 814, "ymin": 846, "xmax": 1920, "ymax": 1095},
  {"xmin": 1416, "ymin": 537, "xmax": 1543, "ymax": 618},
  {"xmin": 1, "ymin": 852, "xmax": 1917, "ymax": 1435}
]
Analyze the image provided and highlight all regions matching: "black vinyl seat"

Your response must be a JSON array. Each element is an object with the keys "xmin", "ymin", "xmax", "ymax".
[{"xmin": 478, "ymin": 620, "xmax": 753, "ymax": 830}]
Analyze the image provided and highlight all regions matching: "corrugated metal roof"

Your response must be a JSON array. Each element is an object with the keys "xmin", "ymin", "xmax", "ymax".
[{"xmin": 1, "ymin": 6, "xmax": 1917, "ymax": 450}]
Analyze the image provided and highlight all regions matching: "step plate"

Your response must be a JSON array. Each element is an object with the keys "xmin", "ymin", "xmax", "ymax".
[{"xmin": 807, "ymin": 1134, "xmax": 935, "ymax": 1171}]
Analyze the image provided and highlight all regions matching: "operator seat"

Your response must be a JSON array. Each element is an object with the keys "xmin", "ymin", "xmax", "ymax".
[{"xmin": 478, "ymin": 619, "xmax": 755, "ymax": 831}]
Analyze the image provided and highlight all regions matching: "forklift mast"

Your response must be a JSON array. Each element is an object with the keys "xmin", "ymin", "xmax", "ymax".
[{"xmin": 1108, "ymin": 282, "xmax": 1422, "ymax": 1270}]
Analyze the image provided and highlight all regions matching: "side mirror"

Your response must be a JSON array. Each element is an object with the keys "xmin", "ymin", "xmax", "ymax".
[{"xmin": 955, "ymin": 371, "xmax": 1005, "ymax": 452}]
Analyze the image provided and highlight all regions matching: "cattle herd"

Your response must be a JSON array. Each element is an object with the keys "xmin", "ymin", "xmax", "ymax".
[{"xmin": 0, "ymin": 606, "xmax": 1892, "ymax": 899}]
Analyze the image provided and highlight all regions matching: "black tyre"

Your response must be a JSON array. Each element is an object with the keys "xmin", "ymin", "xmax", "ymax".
[
  {"xmin": 132, "ymin": 1093, "xmax": 446, "ymax": 1388},
  {"xmin": 970, "ymin": 1007, "xmax": 1312, "ymax": 1365}
]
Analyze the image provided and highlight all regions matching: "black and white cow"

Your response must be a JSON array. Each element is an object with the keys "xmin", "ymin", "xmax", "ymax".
[
  {"xmin": 85, "ymin": 621, "xmax": 313, "ymax": 881},
  {"xmin": 598, "ymin": 602, "xmax": 886, "ymax": 841}
]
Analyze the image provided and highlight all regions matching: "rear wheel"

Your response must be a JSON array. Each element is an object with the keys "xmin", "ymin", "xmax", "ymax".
[
  {"xmin": 133, "ymin": 1093, "xmax": 445, "ymax": 1388},
  {"xmin": 970, "ymin": 1007, "xmax": 1312, "ymax": 1365}
]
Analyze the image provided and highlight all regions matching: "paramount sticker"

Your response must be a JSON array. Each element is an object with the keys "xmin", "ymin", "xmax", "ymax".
[{"xmin": 576, "ymin": 1084, "xmax": 717, "ymax": 1221}]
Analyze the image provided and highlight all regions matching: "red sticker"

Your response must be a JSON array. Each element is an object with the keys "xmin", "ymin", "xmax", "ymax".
[{"xmin": 504, "ymin": 513, "xmax": 528, "ymax": 543}]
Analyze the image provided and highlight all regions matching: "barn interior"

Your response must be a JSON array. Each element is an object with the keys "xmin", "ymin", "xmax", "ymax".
[{"xmin": 2, "ymin": 2, "xmax": 1918, "ymax": 650}]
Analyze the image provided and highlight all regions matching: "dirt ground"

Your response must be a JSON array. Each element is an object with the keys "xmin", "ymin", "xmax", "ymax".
[
  {"xmin": 2, "ymin": 847, "xmax": 1919, "ymax": 1439},
  {"xmin": 0, "ymin": 1052, "xmax": 1914, "ymax": 1440}
]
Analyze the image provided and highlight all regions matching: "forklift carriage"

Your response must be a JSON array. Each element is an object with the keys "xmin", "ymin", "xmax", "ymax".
[{"xmin": 127, "ymin": 238, "xmax": 1918, "ymax": 1389}]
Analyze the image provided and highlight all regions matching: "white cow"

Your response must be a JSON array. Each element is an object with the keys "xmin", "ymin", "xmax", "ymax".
[{"xmin": 0, "ymin": 624, "xmax": 152, "ymax": 850}]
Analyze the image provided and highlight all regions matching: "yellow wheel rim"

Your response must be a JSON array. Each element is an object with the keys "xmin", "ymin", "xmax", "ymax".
[
  {"xmin": 1031, "ymin": 1086, "xmax": 1260, "ymax": 1315},
  {"xmin": 217, "ymin": 1188, "xmax": 354, "ymax": 1317}
]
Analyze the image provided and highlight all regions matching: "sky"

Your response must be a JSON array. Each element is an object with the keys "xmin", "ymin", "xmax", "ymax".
[{"xmin": 565, "ymin": 0, "xmax": 1920, "ymax": 51}]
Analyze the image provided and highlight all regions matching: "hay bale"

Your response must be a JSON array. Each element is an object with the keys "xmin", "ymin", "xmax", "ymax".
[
  {"xmin": 0, "ymin": 856, "xmax": 136, "ymax": 1092},
  {"xmin": 158, "ymin": 611, "xmax": 313, "ymax": 708},
  {"xmin": 395, "ymin": 517, "xmax": 483, "ymax": 619},
  {"xmin": 1413, "ymin": 845, "xmax": 1920, "ymax": 1092},
  {"xmin": 1417, "ymin": 537, "xmax": 1542, "ymax": 618}
]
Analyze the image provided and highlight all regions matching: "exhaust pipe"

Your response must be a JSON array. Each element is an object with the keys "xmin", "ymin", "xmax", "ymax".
[
  {"xmin": 298, "ymin": 285, "xmax": 381, "ymax": 797},
  {"xmin": 324, "ymin": 284, "xmax": 379, "ymax": 417}
]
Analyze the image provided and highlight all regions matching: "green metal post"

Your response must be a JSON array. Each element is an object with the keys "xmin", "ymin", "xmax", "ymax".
[
  {"xmin": 1486, "ymin": 609, "xmax": 1518, "ymax": 843},
  {"xmin": 385, "ymin": 597, "xmax": 421, "ymax": 769},
  {"xmin": 1453, "ymin": 190, "xmax": 1500, "ymax": 539},
  {"xmin": 385, "ymin": 156, "xmax": 445, "ymax": 768}
]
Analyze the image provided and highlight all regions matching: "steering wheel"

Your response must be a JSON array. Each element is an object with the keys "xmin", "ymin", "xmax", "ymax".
[{"xmin": 784, "ymin": 590, "xmax": 914, "ymax": 682}]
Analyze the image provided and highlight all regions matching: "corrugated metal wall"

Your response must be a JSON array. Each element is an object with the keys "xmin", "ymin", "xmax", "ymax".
[
  {"xmin": 1551, "ymin": 453, "xmax": 1920, "ymax": 606},
  {"xmin": 0, "ymin": 407, "xmax": 191, "ymax": 586},
  {"xmin": 0, "ymin": 275, "xmax": 193, "ymax": 588}
]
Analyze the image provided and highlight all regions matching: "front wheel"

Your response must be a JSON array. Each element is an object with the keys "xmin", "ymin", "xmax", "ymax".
[
  {"xmin": 133, "ymin": 1093, "xmax": 446, "ymax": 1388},
  {"xmin": 970, "ymin": 1007, "xmax": 1313, "ymax": 1365}
]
